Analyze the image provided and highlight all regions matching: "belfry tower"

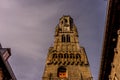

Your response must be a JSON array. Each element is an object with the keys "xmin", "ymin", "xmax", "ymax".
[{"xmin": 42, "ymin": 15, "xmax": 93, "ymax": 80}]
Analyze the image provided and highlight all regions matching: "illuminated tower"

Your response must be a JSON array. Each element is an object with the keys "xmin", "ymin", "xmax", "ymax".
[{"xmin": 42, "ymin": 15, "xmax": 93, "ymax": 80}]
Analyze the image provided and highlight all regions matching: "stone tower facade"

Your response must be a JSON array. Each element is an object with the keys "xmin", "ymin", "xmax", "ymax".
[{"xmin": 42, "ymin": 15, "xmax": 93, "ymax": 80}]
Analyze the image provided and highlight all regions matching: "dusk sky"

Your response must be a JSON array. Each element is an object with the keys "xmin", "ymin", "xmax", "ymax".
[{"xmin": 0, "ymin": 0, "xmax": 107, "ymax": 80}]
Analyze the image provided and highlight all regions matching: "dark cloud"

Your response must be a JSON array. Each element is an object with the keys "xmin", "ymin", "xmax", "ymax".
[{"xmin": 0, "ymin": 0, "xmax": 107, "ymax": 80}]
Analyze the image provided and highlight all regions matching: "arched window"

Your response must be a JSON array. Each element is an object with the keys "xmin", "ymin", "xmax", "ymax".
[
  {"xmin": 58, "ymin": 53, "xmax": 63, "ymax": 58},
  {"xmin": 53, "ymin": 54, "xmax": 57, "ymax": 58},
  {"xmin": 64, "ymin": 19, "xmax": 67, "ymax": 23},
  {"xmin": 66, "ymin": 35, "xmax": 70, "ymax": 42},
  {"xmin": 57, "ymin": 66, "xmax": 67, "ymax": 78},
  {"xmin": 64, "ymin": 53, "xmax": 69, "ymax": 58},
  {"xmin": 62, "ymin": 35, "xmax": 65, "ymax": 42},
  {"xmin": 49, "ymin": 73, "xmax": 52, "ymax": 80},
  {"xmin": 61, "ymin": 21, "xmax": 63, "ymax": 24},
  {"xmin": 70, "ymin": 53, "xmax": 75, "ymax": 58},
  {"xmin": 76, "ymin": 54, "xmax": 81, "ymax": 59}
]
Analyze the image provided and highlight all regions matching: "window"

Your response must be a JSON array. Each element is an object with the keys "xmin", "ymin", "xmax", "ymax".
[
  {"xmin": 70, "ymin": 53, "xmax": 75, "ymax": 58},
  {"xmin": 58, "ymin": 53, "xmax": 63, "ymax": 58},
  {"xmin": 64, "ymin": 53, "xmax": 69, "ymax": 58},
  {"xmin": 61, "ymin": 21, "xmax": 63, "ymax": 24},
  {"xmin": 57, "ymin": 66, "xmax": 67, "ymax": 78},
  {"xmin": 62, "ymin": 35, "xmax": 70, "ymax": 42},
  {"xmin": 76, "ymin": 54, "xmax": 81, "ymax": 59},
  {"xmin": 64, "ymin": 19, "xmax": 67, "ymax": 23},
  {"xmin": 49, "ymin": 73, "xmax": 52, "ymax": 80},
  {"xmin": 62, "ymin": 35, "xmax": 65, "ymax": 42},
  {"xmin": 66, "ymin": 35, "xmax": 70, "ymax": 42},
  {"xmin": 53, "ymin": 54, "xmax": 57, "ymax": 58}
]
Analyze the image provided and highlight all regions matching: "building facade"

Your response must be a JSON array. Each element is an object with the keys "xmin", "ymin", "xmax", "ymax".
[
  {"xmin": 99, "ymin": 0, "xmax": 120, "ymax": 80},
  {"xmin": 109, "ymin": 30, "xmax": 120, "ymax": 80},
  {"xmin": 42, "ymin": 15, "xmax": 92, "ymax": 80},
  {"xmin": 0, "ymin": 44, "xmax": 16, "ymax": 80}
]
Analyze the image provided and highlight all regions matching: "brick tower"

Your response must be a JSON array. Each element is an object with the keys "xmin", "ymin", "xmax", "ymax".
[{"xmin": 42, "ymin": 15, "xmax": 93, "ymax": 80}]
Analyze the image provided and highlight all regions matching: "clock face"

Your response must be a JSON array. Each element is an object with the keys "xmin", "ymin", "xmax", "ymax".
[{"xmin": 59, "ymin": 72, "xmax": 67, "ymax": 78}]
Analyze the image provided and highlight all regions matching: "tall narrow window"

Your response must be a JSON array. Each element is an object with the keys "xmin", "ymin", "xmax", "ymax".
[
  {"xmin": 62, "ymin": 35, "xmax": 65, "ymax": 42},
  {"xmin": 70, "ymin": 53, "xmax": 75, "ymax": 58},
  {"xmin": 49, "ymin": 73, "xmax": 52, "ymax": 80},
  {"xmin": 76, "ymin": 54, "xmax": 81, "ymax": 59},
  {"xmin": 64, "ymin": 19, "xmax": 67, "ymax": 24},
  {"xmin": 66, "ymin": 35, "xmax": 70, "ymax": 42},
  {"xmin": 64, "ymin": 53, "xmax": 69, "ymax": 58},
  {"xmin": 58, "ymin": 53, "xmax": 63, "ymax": 58},
  {"xmin": 53, "ymin": 54, "xmax": 57, "ymax": 58}
]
